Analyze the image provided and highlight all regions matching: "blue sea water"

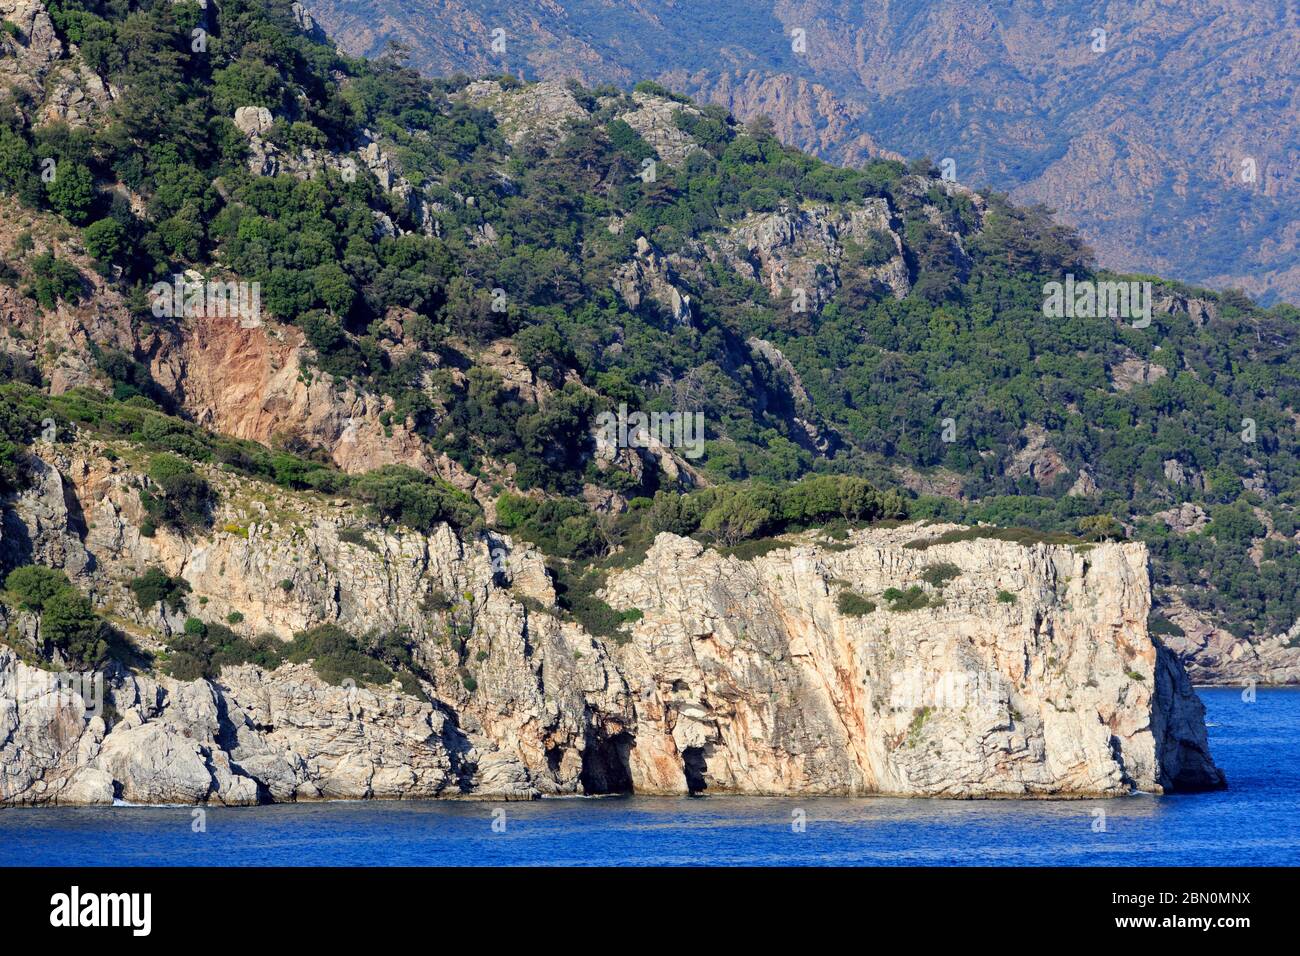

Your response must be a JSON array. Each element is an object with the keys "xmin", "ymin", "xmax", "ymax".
[{"xmin": 2, "ymin": 687, "xmax": 1297, "ymax": 866}]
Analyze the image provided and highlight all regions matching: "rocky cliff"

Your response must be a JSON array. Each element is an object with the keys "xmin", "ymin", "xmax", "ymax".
[{"xmin": 0, "ymin": 444, "xmax": 1224, "ymax": 804}]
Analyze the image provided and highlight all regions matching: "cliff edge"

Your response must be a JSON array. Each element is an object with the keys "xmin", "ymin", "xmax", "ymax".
[{"xmin": 0, "ymin": 451, "xmax": 1224, "ymax": 802}]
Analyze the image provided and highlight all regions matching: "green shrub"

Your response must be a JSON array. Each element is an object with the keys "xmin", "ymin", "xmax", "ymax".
[
  {"xmin": 883, "ymin": 586, "xmax": 929, "ymax": 612},
  {"xmin": 907, "ymin": 707, "xmax": 933, "ymax": 748},
  {"xmin": 637, "ymin": 477, "xmax": 908, "ymax": 552},
  {"xmin": 40, "ymin": 587, "xmax": 109, "ymax": 667},
  {"xmin": 141, "ymin": 454, "xmax": 213, "ymax": 531},
  {"xmin": 421, "ymin": 589, "xmax": 453, "ymax": 613},
  {"xmin": 4, "ymin": 565, "xmax": 118, "ymax": 668},
  {"xmin": 396, "ymin": 670, "xmax": 423, "ymax": 696},
  {"xmin": 920, "ymin": 563, "xmax": 961, "ymax": 589},
  {"xmin": 1149, "ymin": 615, "xmax": 1184, "ymax": 637},
  {"xmin": 496, "ymin": 492, "xmax": 603, "ymax": 558},
  {"xmin": 607, "ymin": 118, "xmax": 656, "ymax": 162},
  {"xmin": 165, "ymin": 622, "xmax": 285, "ymax": 680},
  {"xmin": 699, "ymin": 490, "xmax": 773, "ymax": 547},
  {"xmin": 643, "ymin": 491, "xmax": 704, "ymax": 536},
  {"xmin": 45, "ymin": 162, "xmax": 96, "ymax": 224},
  {"xmin": 27, "ymin": 254, "xmax": 83, "ymax": 309},
  {"xmin": 905, "ymin": 527, "xmax": 1085, "ymax": 550},
  {"xmin": 550, "ymin": 562, "xmax": 641, "ymax": 644},
  {"xmin": 337, "ymin": 526, "xmax": 378, "ymax": 552},
  {"xmin": 720, "ymin": 537, "xmax": 789, "ymax": 561},
  {"xmin": 128, "ymin": 567, "xmax": 191, "ymax": 612},
  {"xmin": 0, "ymin": 390, "xmax": 44, "ymax": 493},
  {"xmin": 836, "ymin": 590, "xmax": 877, "ymax": 616},
  {"xmin": 996, "ymin": 590, "xmax": 1017, "ymax": 604},
  {"xmin": 353, "ymin": 465, "xmax": 480, "ymax": 531},
  {"xmin": 6, "ymin": 565, "xmax": 71, "ymax": 611},
  {"xmin": 83, "ymin": 218, "xmax": 126, "ymax": 262},
  {"xmin": 1078, "ymin": 515, "xmax": 1126, "ymax": 542}
]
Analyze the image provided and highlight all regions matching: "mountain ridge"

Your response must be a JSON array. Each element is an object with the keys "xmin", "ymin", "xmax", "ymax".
[{"xmin": 299, "ymin": 0, "xmax": 1300, "ymax": 305}]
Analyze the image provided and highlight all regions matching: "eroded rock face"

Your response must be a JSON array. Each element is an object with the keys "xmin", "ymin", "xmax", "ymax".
[
  {"xmin": 0, "ymin": 649, "xmax": 464, "ymax": 804},
  {"xmin": 604, "ymin": 531, "xmax": 1223, "ymax": 797},
  {"xmin": 1158, "ymin": 597, "xmax": 1300, "ymax": 686},
  {"xmin": 0, "ymin": 456, "xmax": 1225, "ymax": 803},
  {"xmin": 460, "ymin": 79, "xmax": 588, "ymax": 149},
  {"xmin": 1155, "ymin": 291, "xmax": 1220, "ymax": 328},
  {"xmin": 612, "ymin": 236, "xmax": 693, "ymax": 326},
  {"xmin": 0, "ymin": 216, "xmax": 480, "ymax": 495},
  {"xmin": 0, "ymin": 0, "xmax": 63, "ymax": 98},
  {"xmin": 714, "ymin": 199, "xmax": 909, "ymax": 313},
  {"xmin": 1005, "ymin": 423, "xmax": 1069, "ymax": 488},
  {"xmin": 617, "ymin": 91, "xmax": 701, "ymax": 167},
  {"xmin": 1110, "ymin": 351, "xmax": 1169, "ymax": 392}
]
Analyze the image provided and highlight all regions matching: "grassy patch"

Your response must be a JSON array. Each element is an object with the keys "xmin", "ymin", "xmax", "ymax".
[{"xmin": 907, "ymin": 706, "xmax": 933, "ymax": 748}]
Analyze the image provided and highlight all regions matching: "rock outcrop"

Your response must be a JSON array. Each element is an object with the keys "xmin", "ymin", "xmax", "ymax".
[
  {"xmin": 612, "ymin": 236, "xmax": 693, "ymax": 326},
  {"xmin": 0, "ymin": 452, "xmax": 1225, "ymax": 803},
  {"xmin": 460, "ymin": 79, "xmax": 589, "ymax": 149},
  {"xmin": 714, "ymin": 199, "xmax": 910, "ymax": 314},
  {"xmin": 1157, "ymin": 597, "xmax": 1300, "ymax": 686},
  {"xmin": 617, "ymin": 91, "xmax": 702, "ymax": 168},
  {"xmin": 1005, "ymin": 424, "xmax": 1069, "ymax": 488},
  {"xmin": 0, "ymin": 0, "xmax": 62, "ymax": 97}
]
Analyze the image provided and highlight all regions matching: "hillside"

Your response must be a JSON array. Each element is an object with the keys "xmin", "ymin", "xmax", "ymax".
[
  {"xmin": 300, "ymin": 0, "xmax": 1300, "ymax": 305},
  {"xmin": 0, "ymin": 0, "xmax": 1297, "ymax": 690}
]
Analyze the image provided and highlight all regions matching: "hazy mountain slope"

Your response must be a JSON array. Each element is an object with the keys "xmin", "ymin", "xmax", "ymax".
[{"xmin": 302, "ymin": 0, "xmax": 1300, "ymax": 304}]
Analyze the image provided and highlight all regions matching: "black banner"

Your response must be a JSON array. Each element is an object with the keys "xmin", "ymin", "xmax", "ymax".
[{"xmin": 0, "ymin": 866, "xmax": 1286, "ymax": 942}]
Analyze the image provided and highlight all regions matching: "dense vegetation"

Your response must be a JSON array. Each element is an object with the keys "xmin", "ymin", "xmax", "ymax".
[
  {"xmin": 1, "ymin": 0, "xmax": 1297, "ymax": 647},
  {"xmin": 4, "ymin": 565, "xmax": 126, "ymax": 668},
  {"xmin": 162, "ymin": 616, "xmax": 425, "ymax": 691}
]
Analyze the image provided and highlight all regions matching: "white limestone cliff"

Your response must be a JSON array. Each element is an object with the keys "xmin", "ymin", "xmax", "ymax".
[{"xmin": 0, "ymin": 451, "xmax": 1224, "ymax": 804}]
